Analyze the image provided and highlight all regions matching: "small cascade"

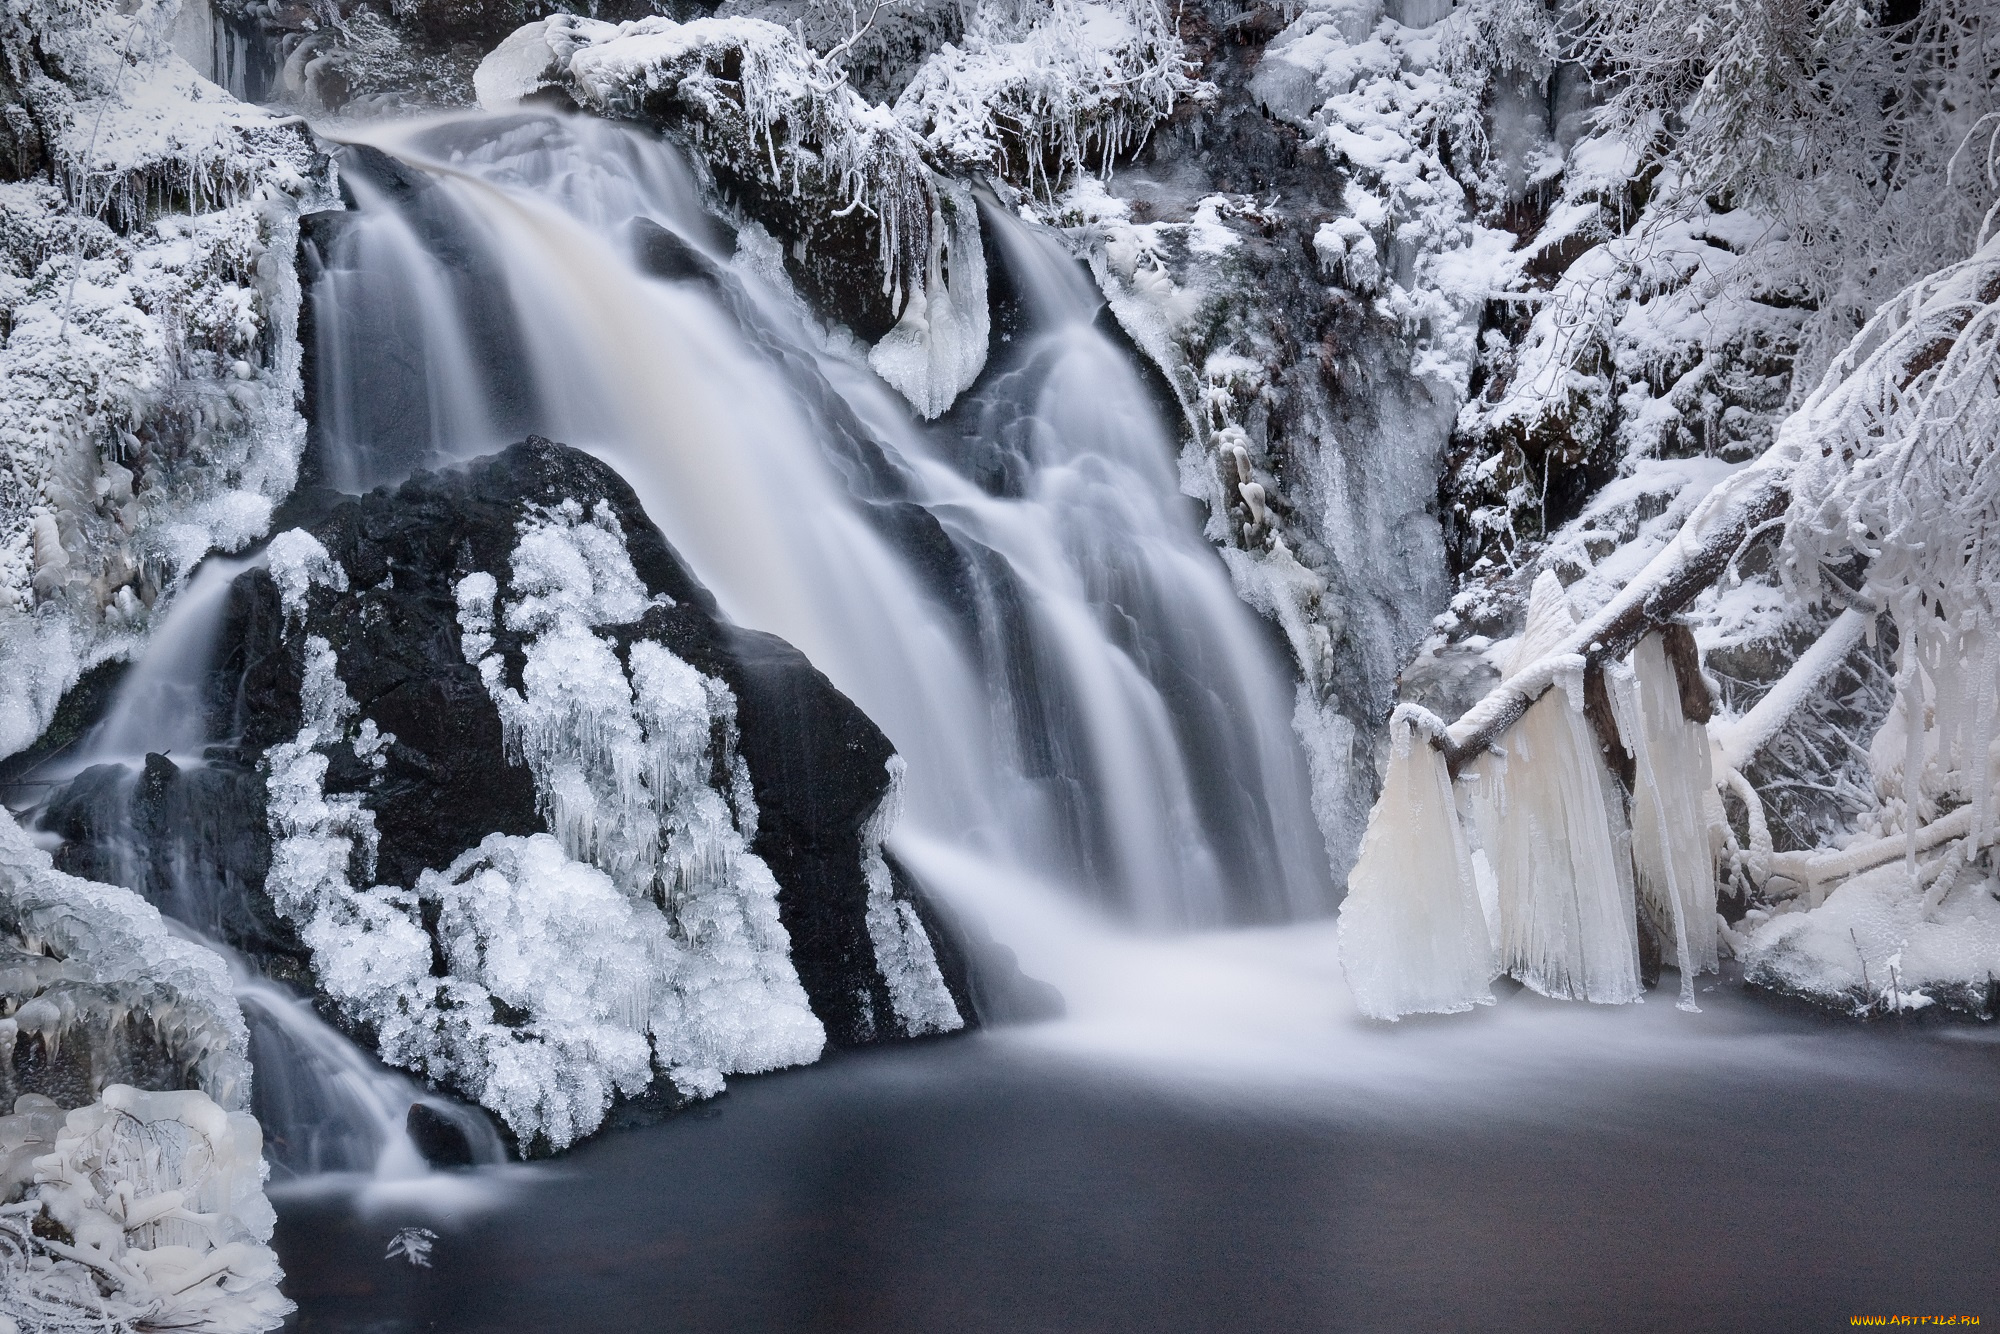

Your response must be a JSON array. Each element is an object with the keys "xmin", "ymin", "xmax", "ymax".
[
  {"xmin": 22, "ymin": 562, "xmax": 505, "ymax": 1182},
  {"xmin": 315, "ymin": 112, "xmax": 1332, "ymax": 931},
  {"xmin": 236, "ymin": 970, "xmax": 505, "ymax": 1180},
  {"xmin": 65, "ymin": 555, "xmax": 251, "ymax": 773}
]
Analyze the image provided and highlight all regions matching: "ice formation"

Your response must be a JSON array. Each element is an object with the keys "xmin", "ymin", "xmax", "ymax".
[
  {"xmin": 866, "ymin": 179, "xmax": 990, "ymax": 418},
  {"xmin": 1465, "ymin": 686, "xmax": 1642, "ymax": 1006},
  {"xmin": 1336, "ymin": 708, "xmax": 1494, "ymax": 1021},
  {"xmin": 264, "ymin": 499, "xmax": 828, "ymax": 1148},
  {"xmin": 261, "ymin": 528, "xmax": 346, "ymax": 624},
  {"xmin": 893, "ymin": 0, "xmax": 1207, "ymax": 194},
  {"xmin": 0, "ymin": 0, "xmax": 325, "ymax": 760},
  {"xmin": 0, "ymin": 811, "xmax": 250, "ymax": 1111},
  {"xmin": 0, "ymin": 803, "xmax": 284, "ymax": 1329},
  {"xmin": 0, "ymin": 1085, "xmax": 289, "ymax": 1334},
  {"xmin": 1615, "ymin": 635, "xmax": 1719, "ymax": 993},
  {"xmin": 857, "ymin": 758, "xmax": 963, "ymax": 1038}
]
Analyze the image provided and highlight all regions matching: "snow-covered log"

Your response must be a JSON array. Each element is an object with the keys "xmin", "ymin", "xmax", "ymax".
[{"xmin": 1340, "ymin": 227, "xmax": 2000, "ymax": 1018}]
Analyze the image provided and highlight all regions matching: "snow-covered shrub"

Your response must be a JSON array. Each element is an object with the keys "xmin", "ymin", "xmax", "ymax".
[
  {"xmin": 0, "ymin": 0, "xmax": 326, "ymax": 759},
  {"xmin": 1571, "ymin": 0, "xmax": 2000, "ymax": 382},
  {"xmin": 894, "ymin": 0, "xmax": 1208, "ymax": 195},
  {"xmin": 0, "ymin": 1085, "xmax": 289, "ymax": 1334}
]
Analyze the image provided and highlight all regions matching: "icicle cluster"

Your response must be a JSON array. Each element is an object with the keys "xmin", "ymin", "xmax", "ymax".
[
  {"xmin": 263, "ymin": 505, "xmax": 828, "ymax": 1150},
  {"xmin": 557, "ymin": 13, "xmax": 943, "ymax": 311},
  {"xmin": 1337, "ymin": 707, "xmax": 1494, "ymax": 1021},
  {"xmin": 856, "ymin": 757, "xmax": 963, "ymax": 1038},
  {"xmin": 1339, "ymin": 573, "xmax": 1721, "ymax": 1019},
  {"xmin": 0, "ymin": 812, "xmax": 250, "ymax": 1111},
  {"xmin": 893, "ymin": 0, "xmax": 1208, "ymax": 198}
]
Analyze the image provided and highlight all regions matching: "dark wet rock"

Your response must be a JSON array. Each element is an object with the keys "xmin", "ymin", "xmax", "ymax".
[{"xmin": 406, "ymin": 1101, "xmax": 477, "ymax": 1168}]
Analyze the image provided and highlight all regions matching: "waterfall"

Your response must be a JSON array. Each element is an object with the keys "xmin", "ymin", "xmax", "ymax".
[{"xmin": 318, "ymin": 111, "xmax": 1332, "ymax": 932}]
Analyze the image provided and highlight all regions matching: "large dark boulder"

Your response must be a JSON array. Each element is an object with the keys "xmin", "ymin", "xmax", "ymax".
[{"xmin": 233, "ymin": 437, "xmax": 978, "ymax": 1047}]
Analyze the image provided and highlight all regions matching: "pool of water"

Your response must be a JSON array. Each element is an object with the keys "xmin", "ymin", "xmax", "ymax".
[{"xmin": 271, "ymin": 930, "xmax": 2000, "ymax": 1333}]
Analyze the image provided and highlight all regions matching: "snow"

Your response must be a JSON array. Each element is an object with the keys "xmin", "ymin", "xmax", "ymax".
[
  {"xmin": 473, "ymin": 22, "xmax": 567, "ymax": 111},
  {"xmin": 893, "ymin": 0, "xmax": 1206, "ymax": 195},
  {"xmin": 0, "ymin": 0, "xmax": 324, "ymax": 764},
  {"xmin": 1744, "ymin": 861, "xmax": 2000, "ymax": 1016},
  {"xmin": 1337, "ymin": 708, "xmax": 1496, "ymax": 1020},
  {"xmin": 1, "ymin": 1084, "xmax": 290, "ymax": 1333}
]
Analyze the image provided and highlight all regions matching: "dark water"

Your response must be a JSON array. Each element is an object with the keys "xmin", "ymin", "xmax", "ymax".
[{"xmin": 274, "ymin": 987, "xmax": 2000, "ymax": 1333}]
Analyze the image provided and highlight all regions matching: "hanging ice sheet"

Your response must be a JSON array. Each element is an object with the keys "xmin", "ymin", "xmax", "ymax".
[
  {"xmin": 1337, "ymin": 708, "xmax": 1496, "ymax": 1020},
  {"xmin": 1618, "ymin": 634, "xmax": 1719, "ymax": 993},
  {"xmin": 1466, "ymin": 672, "xmax": 1643, "ymax": 1006}
]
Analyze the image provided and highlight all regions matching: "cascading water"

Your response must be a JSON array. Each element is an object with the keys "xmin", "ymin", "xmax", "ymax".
[
  {"xmin": 316, "ymin": 111, "xmax": 1332, "ymax": 935},
  {"xmin": 18, "ymin": 555, "xmax": 503, "ymax": 1183}
]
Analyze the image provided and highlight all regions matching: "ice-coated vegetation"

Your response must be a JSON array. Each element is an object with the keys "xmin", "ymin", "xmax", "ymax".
[
  {"xmin": 1, "ymin": 809, "xmax": 286, "ymax": 1330},
  {"xmin": 0, "ymin": 1085, "xmax": 289, "ymax": 1334},
  {"xmin": 894, "ymin": 0, "xmax": 1207, "ymax": 194},
  {"xmin": 1341, "ymin": 153, "xmax": 2000, "ymax": 1018}
]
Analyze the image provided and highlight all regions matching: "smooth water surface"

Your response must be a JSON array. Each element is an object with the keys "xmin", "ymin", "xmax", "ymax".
[{"xmin": 273, "ymin": 957, "xmax": 2000, "ymax": 1333}]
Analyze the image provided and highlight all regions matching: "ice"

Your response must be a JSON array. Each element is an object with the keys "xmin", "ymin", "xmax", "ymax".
[
  {"xmin": 859, "ymin": 757, "xmax": 963, "ymax": 1037},
  {"xmin": 1336, "ymin": 708, "xmax": 1496, "ymax": 1020},
  {"xmin": 251, "ymin": 497, "xmax": 836, "ymax": 1146},
  {"xmin": 867, "ymin": 181, "xmax": 990, "ymax": 419},
  {"xmin": 1611, "ymin": 635, "xmax": 1719, "ymax": 1002},
  {"xmin": 0, "ymin": 0, "xmax": 324, "ymax": 767},
  {"xmin": 262, "ymin": 529, "xmax": 347, "ymax": 624},
  {"xmin": 0, "ymin": 811, "xmax": 250, "ymax": 1111},
  {"xmin": 1, "ymin": 1084, "xmax": 290, "ymax": 1333},
  {"xmin": 893, "ymin": 0, "xmax": 1206, "ymax": 196},
  {"xmin": 1462, "ymin": 576, "xmax": 1641, "ymax": 1004}
]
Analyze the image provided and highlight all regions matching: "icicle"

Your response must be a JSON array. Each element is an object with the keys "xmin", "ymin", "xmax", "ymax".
[
  {"xmin": 1337, "ymin": 707, "xmax": 1496, "ymax": 1020},
  {"xmin": 1611, "ymin": 635, "xmax": 1719, "ymax": 1008},
  {"xmin": 1466, "ymin": 663, "xmax": 1643, "ymax": 1006}
]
